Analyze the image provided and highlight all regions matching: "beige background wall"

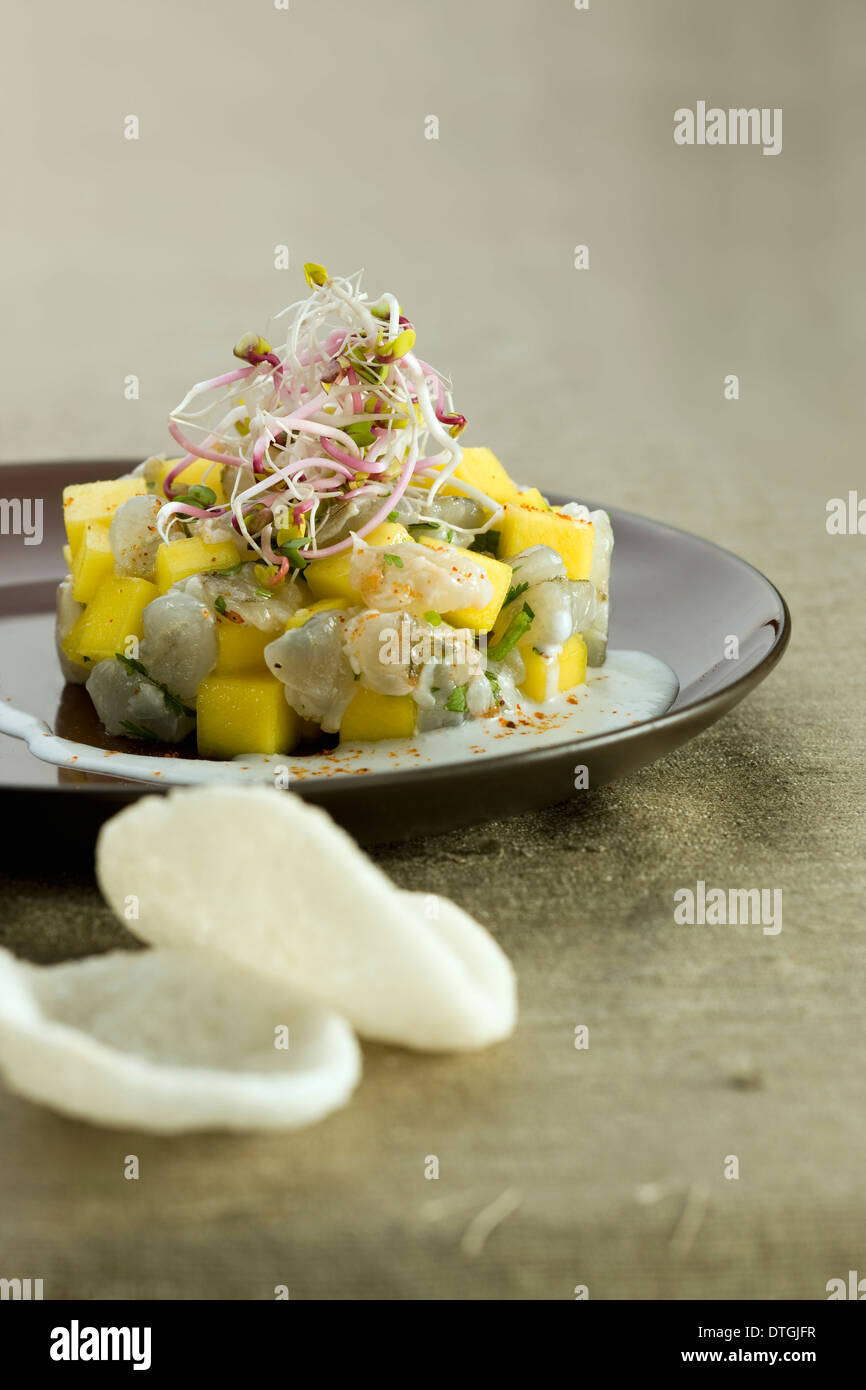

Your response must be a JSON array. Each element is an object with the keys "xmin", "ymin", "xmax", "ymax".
[{"xmin": 5, "ymin": 0, "xmax": 863, "ymax": 539}]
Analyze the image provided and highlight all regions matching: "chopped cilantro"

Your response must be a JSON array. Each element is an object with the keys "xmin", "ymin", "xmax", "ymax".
[
  {"xmin": 383, "ymin": 552, "xmax": 404, "ymax": 568},
  {"xmin": 409, "ymin": 521, "xmax": 452, "ymax": 541},
  {"xmin": 486, "ymin": 602, "xmax": 535, "ymax": 663},
  {"xmin": 469, "ymin": 530, "xmax": 500, "ymax": 555},
  {"xmin": 115, "ymin": 653, "xmax": 149, "ymax": 680},
  {"xmin": 115, "ymin": 653, "xmax": 195, "ymax": 719},
  {"xmin": 212, "ymin": 561, "xmax": 243, "ymax": 577},
  {"xmin": 214, "ymin": 594, "xmax": 228, "ymax": 615},
  {"xmin": 504, "ymin": 580, "xmax": 529, "ymax": 607},
  {"xmin": 387, "ymin": 510, "xmax": 400, "ymax": 522},
  {"xmin": 444, "ymin": 684, "xmax": 468, "ymax": 713},
  {"xmin": 119, "ymin": 720, "xmax": 161, "ymax": 742}
]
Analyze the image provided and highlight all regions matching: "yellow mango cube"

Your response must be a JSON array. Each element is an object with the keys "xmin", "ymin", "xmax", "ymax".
[
  {"xmin": 147, "ymin": 456, "xmax": 225, "ymax": 503},
  {"xmin": 71, "ymin": 522, "xmax": 114, "ymax": 603},
  {"xmin": 339, "ymin": 686, "xmax": 416, "ymax": 742},
  {"xmin": 496, "ymin": 503, "xmax": 594, "ymax": 580},
  {"xmin": 519, "ymin": 634, "xmax": 588, "ymax": 702},
  {"xmin": 63, "ymin": 477, "xmax": 147, "ymax": 557},
  {"xmin": 63, "ymin": 575, "xmax": 158, "ymax": 666},
  {"xmin": 305, "ymin": 521, "xmax": 412, "ymax": 602},
  {"xmin": 196, "ymin": 674, "xmax": 300, "ymax": 758},
  {"xmin": 154, "ymin": 537, "xmax": 241, "ymax": 593},
  {"xmin": 419, "ymin": 538, "xmax": 512, "ymax": 632},
  {"xmin": 284, "ymin": 597, "xmax": 351, "ymax": 630},
  {"xmin": 515, "ymin": 487, "xmax": 550, "ymax": 509},
  {"xmin": 213, "ymin": 621, "xmax": 272, "ymax": 674},
  {"xmin": 422, "ymin": 446, "xmax": 520, "ymax": 506}
]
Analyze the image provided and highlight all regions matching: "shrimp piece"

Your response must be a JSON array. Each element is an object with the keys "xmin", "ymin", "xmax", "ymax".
[
  {"xmin": 264, "ymin": 610, "xmax": 357, "ymax": 732},
  {"xmin": 139, "ymin": 591, "xmax": 218, "ymax": 703},
  {"xmin": 109, "ymin": 494, "xmax": 164, "ymax": 580},
  {"xmin": 341, "ymin": 610, "xmax": 419, "ymax": 696},
  {"xmin": 179, "ymin": 568, "xmax": 307, "ymax": 632},
  {"xmin": 349, "ymin": 540, "xmax": 492, "ymax": 616},
  {"xmin": 55, "ymin": 578, "xmax": 87, "ymax": 685},
  {"xmin": 86, "ymin": 658, "xmax": 195, "ymax": 743}
]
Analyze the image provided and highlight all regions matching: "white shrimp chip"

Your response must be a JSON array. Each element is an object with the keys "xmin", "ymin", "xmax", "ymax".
[
  {"xmin": 0, "ymin": 947, "xmax": 360, "ymax": 1133},
  {"xmin": 96, "ymin": 786, "xmax": 517, "ymax": 1052}
]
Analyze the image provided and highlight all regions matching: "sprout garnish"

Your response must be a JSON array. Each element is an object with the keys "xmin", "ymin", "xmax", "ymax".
[{"xmin": 157, "ymin": 265, "xmax": 504, "ymax": 577}]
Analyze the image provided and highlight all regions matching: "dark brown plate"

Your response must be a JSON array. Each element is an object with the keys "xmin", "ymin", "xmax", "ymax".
[{"xmin": 0, "ymin": 460, "xmax": 790, "ymax": 847}]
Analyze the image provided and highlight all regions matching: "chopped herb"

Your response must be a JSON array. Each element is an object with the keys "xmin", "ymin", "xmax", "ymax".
[
  {"xmin": 383, "ymin": 552, "xmax": 404, "ymax": 568},
  {"xmin": 212, "ymin": 561, "xmax": 243, "ymax": 577},
  {"xmin": 387, "ymin": 510, "xmax": 400, "ymax": 522},
  {"xmin": 119, "ymin": 720, "xmax": 161, "ymax": 742},
  {"xmin": 115, "ymin": 653, "xmax": 148, "ymax": 679},
  {"xmin": 444, "ymin": 684, "xmax": 468, "ymax": 713},
  {"xmin": 410, "ymin": 521, "xmax": 440, "ymax": 532},
  {"xmin": 424, "ymin": 611, "xmax": 442, "ymax": 626},
  {"xmin": 486, "ymin": 672, "xmax": 501, "ymax": 699},
  {"xmin": 254, "ymin": 588, "xmax": 272, "ymax": 600},
  {"xmin": 445, "ymin": 528, "xmax": 455, "ymax": 543},
  {"xmin": 504, "ymin": 580, "xmax": 529, "ymax": 606},
  {"xmin": 214, "ymin": 594, "xmax": 227, "ymax": 615},
  {"xmin": 486, "ymin": 602, "xmax": 534, "ymax": 663},
  {"xmin": 469, "ymin": 530, "xmax": 500, "ymax": 555},
  {"xmin": 115, "ymin": 653, "xmax": 195, "ymax": 719}
]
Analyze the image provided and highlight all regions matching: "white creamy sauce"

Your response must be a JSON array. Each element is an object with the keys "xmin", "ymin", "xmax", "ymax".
[
  {"xmin": 540, "ymin": 650, "xmax": 560, "ymax": 704},
  {"xmin": 0, "ymin": 628, "xmax": 677, "ymax": 787},
  {"xmin": 237, "ymin": 650, "xmax": 678, "ymax": 783}
]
